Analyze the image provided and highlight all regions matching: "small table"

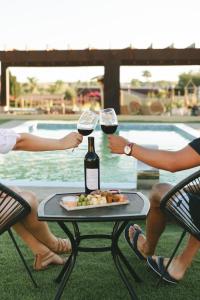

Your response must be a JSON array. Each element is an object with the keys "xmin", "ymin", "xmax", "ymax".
[{"xmin": 38, "ymin": 191, "xmax": 149, "ymax": 300}]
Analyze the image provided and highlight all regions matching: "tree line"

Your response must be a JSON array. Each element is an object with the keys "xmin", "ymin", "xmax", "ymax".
[
  {"xmin": 131, "ymin": 70, "xmax": 200, "ymax": 91},
  {"xmin": 9, "ymin": 74, "xmax": 76, "ymax": 101},
  {"xmin": 8, "ymin": 69, "xmax": 200, "ymax": 100}
]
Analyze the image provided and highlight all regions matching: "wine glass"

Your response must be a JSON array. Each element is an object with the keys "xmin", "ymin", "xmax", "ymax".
[
  {"xmin": 77, "ymin": 110, "xmax": 99, "ymax": 136},
  {"xmin": 99, "ymin": 108, "xmax": 118, "ymax": 134},
  {"xmin": 72, "ymin": 110, "xmax": 98, "ymax": 152}
]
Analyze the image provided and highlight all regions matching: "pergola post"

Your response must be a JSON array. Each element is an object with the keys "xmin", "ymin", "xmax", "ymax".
[
  {"xmin": 104, "ymin": 60, "xmax": 120, "ymax": 114},
  {"xmin": 0, "ymin": 63, "xmax": 10, "ymax": 108}
]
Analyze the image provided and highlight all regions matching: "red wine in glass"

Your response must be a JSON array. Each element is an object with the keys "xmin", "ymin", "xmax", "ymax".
[
  {"xmin": 101, "ymin": 124, "xmax": 118, "ymax": 134},
  {"xmin": 100, "ymin": 108, "xmax": 118, "ymax": 135},
  {"xmin": 77, "ymin": 110, "xmax": 98, "ymax": 137},
  {"xmin": 78, "ymin": 128, "xmax": 93, "ymax": 136}
]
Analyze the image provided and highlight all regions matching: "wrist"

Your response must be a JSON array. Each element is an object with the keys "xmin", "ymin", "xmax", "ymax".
[{"xmin": 59, "ymin": 138, "xmax": 66, "ymax": 150}]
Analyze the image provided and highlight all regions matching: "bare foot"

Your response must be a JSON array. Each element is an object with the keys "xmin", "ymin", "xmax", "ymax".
[
  {"xmin": 33, "ymin": 251, "xmax": 66, "ymax": 271},
  {"xmin": 50, "ymin": 238, "xmax": 71, "ymax": 254},
  {"xmin": 129, "ymin": 224, "xmax": 147, "ymax": 258}
]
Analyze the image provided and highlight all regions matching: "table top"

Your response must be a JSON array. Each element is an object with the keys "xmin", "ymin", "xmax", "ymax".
[{"xmin": 38, "ymin": 191, "xmax": 150, "ymax": 222}]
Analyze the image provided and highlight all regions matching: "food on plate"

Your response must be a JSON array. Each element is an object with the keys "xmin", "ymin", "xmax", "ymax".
[
  {"xmin": 61, "ymin": 190, "xmax": 127, "ymax": 209},
  {"xmin": 106, "ymin": 193, "xmax": 125, "ymax": 203},
  {"xmin": 77, "ymin": 190, "xmax": 126, "ymax": 207}
]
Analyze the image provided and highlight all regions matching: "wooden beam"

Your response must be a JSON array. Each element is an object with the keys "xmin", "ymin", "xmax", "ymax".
[{"xmin": 0, "ymin": 48, "xmax": 200, "ymax": 66}]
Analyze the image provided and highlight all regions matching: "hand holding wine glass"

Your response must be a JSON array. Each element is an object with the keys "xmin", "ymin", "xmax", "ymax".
[
  {"xmin": 100, "ymin": 108, "xmax": 118, "ymax": 134},
  {"xmin": 61, "ymin": 132, "xmax": 83, "ymax": 149}
]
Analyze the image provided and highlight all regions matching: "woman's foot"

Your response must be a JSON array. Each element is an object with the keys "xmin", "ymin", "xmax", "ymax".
[
  {"xmin": 50, "ymin": 238, "xmax": 71, "ymax": 254},
  {"xmin": 128, "ymin": 224, "xmax": 147, "ymax": 259},
  {"xmin": 33, "ymin": 250, "xmax": 66, "ymax": 271}
]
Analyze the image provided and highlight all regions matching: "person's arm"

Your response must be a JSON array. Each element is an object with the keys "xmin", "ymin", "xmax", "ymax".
[
  {"xmin": 108, "ymin": 135, "xmax": 200, "ymax": 172},
  {"xmin": 13, "ymin": 132, "xmax": 83, "ymax": 151}
]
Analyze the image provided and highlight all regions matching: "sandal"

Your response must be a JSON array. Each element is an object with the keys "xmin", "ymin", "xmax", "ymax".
[
  {"xmin": 33, "ymin": 251, "xmax": 66, "ymax": 271},
  {"xmin": 124, "ymin": 224, "xmax": 146, "ymax": 261},
  {"xmin": 52, "ymin": 238, "xmax": 71, "ymax": 254},
  {"xmin": 147, "ymin": 256, "xmax": 179, "ymax": 284}
]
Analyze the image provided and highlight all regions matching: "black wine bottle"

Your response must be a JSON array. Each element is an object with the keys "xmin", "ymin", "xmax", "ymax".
[{"xmin": 84, "ymin": 137, "xmax": 100, "ymax": 194}]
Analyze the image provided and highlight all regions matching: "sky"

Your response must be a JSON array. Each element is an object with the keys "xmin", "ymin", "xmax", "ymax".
[{"xmin": 1, "ymin": 0, "xmax": 200, "ymax": 83}]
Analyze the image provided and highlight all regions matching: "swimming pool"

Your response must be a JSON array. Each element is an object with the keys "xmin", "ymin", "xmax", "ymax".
[{"xmin": 0, "ymin": 121, "xmax": 199, "ymax": 188}]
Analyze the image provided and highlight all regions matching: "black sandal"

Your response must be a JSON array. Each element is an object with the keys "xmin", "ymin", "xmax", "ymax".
[
  {"xmin": 147, "ymin": 256, "xmax": 179, "ymax": 284},
  {"xmin": 124, "ymin": 224, "xmax": 146, "ymax": 261}
]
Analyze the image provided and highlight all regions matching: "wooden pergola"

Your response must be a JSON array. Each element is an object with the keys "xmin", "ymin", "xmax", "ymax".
[{"xmin": 1, "ymin": 48, "xmax": 200, "ymax": 114}]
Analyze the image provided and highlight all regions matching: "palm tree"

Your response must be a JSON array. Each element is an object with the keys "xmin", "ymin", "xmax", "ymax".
[
  {"xmin": 27, "ymin": 77, "xmax": 38, "ymax": 93},
  {"xmin": 142, "ymin": 70, "xmax": 152, "ymax": 85}
]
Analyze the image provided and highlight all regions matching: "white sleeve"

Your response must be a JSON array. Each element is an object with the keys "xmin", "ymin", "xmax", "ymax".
[{"xmin": 0, "ymin": 129, "xmax": 20, "ymax": 154}]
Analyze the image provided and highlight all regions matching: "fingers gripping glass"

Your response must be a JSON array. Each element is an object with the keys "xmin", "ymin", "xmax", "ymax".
[{"xmin": 100, "ymin": 108, "xmax": 118, "ymax": 134}]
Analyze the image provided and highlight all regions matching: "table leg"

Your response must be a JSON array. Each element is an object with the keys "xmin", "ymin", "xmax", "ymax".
[
  {"xmin": 54, "ymin": 254, "xmax": 72, "ymax": 283},
  {"xmin": 112, "ymin": 252, "xmax": 139, "ymax": 300},
  {"xmin": 54, "ymin": 221, "xmax": 78, "ymax": 300},
  {"xmin": 117, "ymin": 247, "xmax": 141, "ymax": 282},
  {"xmin": 55, "ymin": 254, "xmax": 76, "ymax": 300},
  {"xmin": 72, "ymin": 222, "xmax": 81, "ymax": 244},
  {"xmin": 111, "ymin": 221, "xmax": 141, "ymax": 300},
  {"xmin": 54, "ymin": 220, "xmax": 142, "ymax": 300}
]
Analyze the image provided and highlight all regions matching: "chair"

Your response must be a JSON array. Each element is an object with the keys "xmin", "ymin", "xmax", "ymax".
[
  {"xmin": 0, "ymin": 183, "xmax": 37, "ymax": 287},
  {"xmin": 158, "ymin": 169, "xmax": 200, "ymax": 284}
]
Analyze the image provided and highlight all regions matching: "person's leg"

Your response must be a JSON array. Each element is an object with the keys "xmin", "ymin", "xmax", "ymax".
[
  {"xmin": 13, "ymin": 222, "xmax": 66, "ymax": 270},
  {"xmin": 144, "ymin": 183, "xmax": 173, "ymax": 255},
  {"xmin": 14, "ymin": 188, "xmax": 70, "ymax": 253},
  {"xmin": 127, "ymin": 183, "xmax": 200, "ymax": 280},
  {"xmin": 13, "ymin": 222, "xmax": 48, "ymax": 255},
  {"xmin": 129, "ymin": 183, "xmax": 173, "ymax": 257}
]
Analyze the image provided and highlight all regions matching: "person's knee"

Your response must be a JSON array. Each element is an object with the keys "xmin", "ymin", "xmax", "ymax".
[
  {"xmin": 10, "ymin": 186, "xmax": 22, "ymax": 194},
  {"xmin": 149, "ymin": 183, "xmax": 173, "ymax": 208},
  {"xmin": 19, "ymin": 190, "xmax": 39, "ymax": 209}
]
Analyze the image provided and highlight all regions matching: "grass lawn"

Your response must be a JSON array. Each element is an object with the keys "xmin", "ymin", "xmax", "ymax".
[{"xmin": 0, "ymin": 221, "xmax": 199, "ymax": 300}]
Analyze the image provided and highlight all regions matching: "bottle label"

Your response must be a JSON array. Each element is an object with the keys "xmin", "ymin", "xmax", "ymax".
[{"xmin": 86, "ymin": 168, "xmax": 99, "ymax": 190}]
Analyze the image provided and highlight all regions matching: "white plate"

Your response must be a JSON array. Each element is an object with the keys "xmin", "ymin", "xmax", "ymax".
[{"xmin": 60, "ymin": 198, "xmax": 129, "ymax": 211}]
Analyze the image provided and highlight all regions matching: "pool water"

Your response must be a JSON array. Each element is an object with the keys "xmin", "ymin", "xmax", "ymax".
[{"xmin": 0, "ymin": 122, "xmax": 199, "ymax": 187}]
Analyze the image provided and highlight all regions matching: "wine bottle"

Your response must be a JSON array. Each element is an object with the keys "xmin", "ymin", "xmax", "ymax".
[{"xmin": 84, "ymin": 137, "xmax": 100, "ymax": 194}]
